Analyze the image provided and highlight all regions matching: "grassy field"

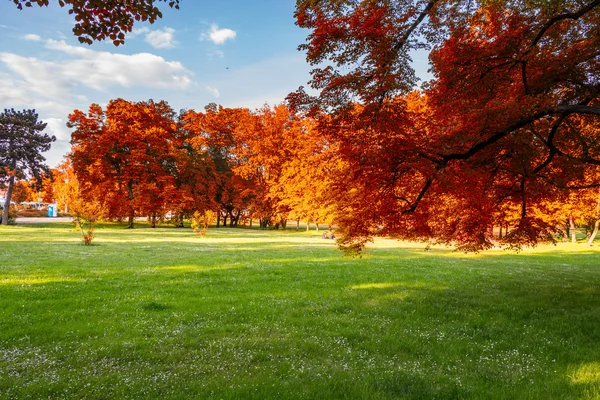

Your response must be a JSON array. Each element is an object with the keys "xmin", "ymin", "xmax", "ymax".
[{"xmin": 1, "ymin": 222, "xmax": 600, "ymax": 399}]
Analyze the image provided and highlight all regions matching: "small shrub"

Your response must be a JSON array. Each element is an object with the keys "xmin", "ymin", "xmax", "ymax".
[
  {"xmin": 1, "ymin": 205, "xmax": 18, "ymax": 225},
  {"xmin": 191, "ymin": 210, "xmax": 215, "ymax": 236},
  {"xmin": 70, "ymin": 199, "xmax": 103, "ymax": 245}
]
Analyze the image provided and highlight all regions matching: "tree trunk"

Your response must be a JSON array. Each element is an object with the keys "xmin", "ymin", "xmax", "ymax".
[
  {"xmin": 1, "ymin": 175, "xmax": 15, "ymax": 225},
  {"xmin": 217, "ymin": 212, "xmax": 221, "ymax": 227},
  {"xmin": 232, "ymin": 210, "xmax": 241, "ymax": 227},
  {"xmin": 498, "ymin": 225, "xmax": 503, "ymax": 240},
  {"xmin": 306, "ymin": 221, "xmax": 310, "ymax": 232},
  {"xmin": 557, "ymin": 223, "xmax": 568, "ymax": 242},
  {"xmin": 127, "ymin": 213, "xmax": 135, "ymax": 229},
  {"xmin": 249, "ymin": 218, "xmax": 252, "ymax": 228},
  {"xmin": 569, "ymin": 213, "xmax": 577, "ymax": 243},
  {"xmin": 587, "ymin": 220, "xmax": 600, "ymax": 246},
  {"xmin": 296, "ymin": 219, "xmax": 300, "ymax": 231},
  {"xmin": 127, "ymin": 180, "xmax": 135, "ymax": 229},
  {"xmin": 588, "ymin": 190, "xmax": 600, "ymax": 246},
  {"xmin": 316, "ymin": 222, "xmax": 319, "ymax": 232}
]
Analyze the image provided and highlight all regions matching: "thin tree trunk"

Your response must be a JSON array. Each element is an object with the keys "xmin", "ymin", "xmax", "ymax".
[
  {"xmin": 498, "ymin": 225, "xmax": 503, "ymax": 240},
  {"xmin": 217, "ymin": 213, "xmax": 221, "ymax": 227},
  {"xmin": 127, "ymin": 213, "xmax": 135, "ymax": 229},
  {"xmin": 587, "ymin": 220, "xmax": 600, "ymax": 246},
  {"xmin": 296, "ymin": 219, "xmax": 300, "ymax": 231},
  {"xmin": 306, "ymin": 221, "xmax": 310, "ymax": 232},
  {"xmin": 587, "ymin": 189, "xmax": 600, "ymax": 246},
  {"xmin": 127, "ymin": 180, "xmax": 135, "ymax": 229},
  {"xmin": 1, "ymin": 175, "xmax": 15, "ymax": 225},
  {"xmin": 249, "ymin": 218, "xmax": 252, "ymax": 228},
  {"xmin": 316, "ymin": 222, "xmax": 319, "ymax": 232},
  {"xmin": 569, "ymin": 213, "xmax": 577, "ymax": 243}
]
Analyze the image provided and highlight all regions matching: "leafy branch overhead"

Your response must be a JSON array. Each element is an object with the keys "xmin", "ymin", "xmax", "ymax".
[
  {"xmin": 11, "ymin": 0, "xmax": 181, "ymax": 45},
  {"xmin": 290, "ymin": 0, "xmax": 600, "ymax": 251}
]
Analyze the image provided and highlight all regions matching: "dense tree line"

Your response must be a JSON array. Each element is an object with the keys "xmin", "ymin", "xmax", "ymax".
[
  {"xmin": 9, "ymin": 0, "xmax": 600, "ymax": 251},
  {"xmin": 62, "ymin": 100, "xmax": 335, "ymax": 232}
]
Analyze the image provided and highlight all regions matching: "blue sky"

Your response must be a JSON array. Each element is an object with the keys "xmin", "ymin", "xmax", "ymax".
[{"xmin": 0, "ymin": 1, "xmax": 431, "ymax": 168}]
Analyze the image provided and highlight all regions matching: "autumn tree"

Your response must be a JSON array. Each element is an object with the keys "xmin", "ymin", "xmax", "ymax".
[
  {"xmin": 11, "ymin": 0, "xmax": 180, "ymax": 45},
  {"xmin": 52, "ymin": 159, "xmax": 83, "ymax": 215},
  {"xmin": 10, "ymin": 180, "xmax": 33, "ymax": 204},
  {"xmin": 180, "ymin": 104, "xmax": 255, "ymax": 228},
  {"xmin": 68, "ymin": 99, "xmax": 180, "ymax": 228},
  {"xmin": 0, "ymin": 109, "xmax": 55, "ymax": 225},
  {"xmin": 291, "ymin": 0, "xmax": 600, "ymax": 251},
  {"xmin": 232, "ymin": 104, "xmax": 311, "ymax": 229}
]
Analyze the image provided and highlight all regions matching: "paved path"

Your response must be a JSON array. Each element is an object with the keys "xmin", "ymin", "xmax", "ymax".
[{"xmin": 16, "ymin": 217, "xmax": 73, "ymax": 224}]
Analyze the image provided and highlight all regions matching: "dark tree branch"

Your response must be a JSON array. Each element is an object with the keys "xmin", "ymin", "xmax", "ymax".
[
  {"xmin": 533, "ymin": 114, "xmax": 568, "ymax": 174},
  {"xmin": 393, "ymin": 0, "xmax": 440, "ymax": 51},
  {"xmin": 401, "ymin": 176, "xmax": 434, "ymax": 214},
  {"xmin": 532, "ymin": 0, "xmax": 600, "ymax": 47},
  {"xmin": 442, "ymin": 105, "xmax": 600, "ymax": 162}
]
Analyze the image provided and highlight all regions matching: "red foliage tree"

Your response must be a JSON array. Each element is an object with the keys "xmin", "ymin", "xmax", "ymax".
[
  {"xmin": 292, "ymin": 0, "xmax": 600, "ymax": 251},
  {"xmin": 68, "ymin": 99, "xmax": 181, "ymax": 228},
  {"xmin": 11, "ymin": 0, "xmax": 180, "ymax": 46}
]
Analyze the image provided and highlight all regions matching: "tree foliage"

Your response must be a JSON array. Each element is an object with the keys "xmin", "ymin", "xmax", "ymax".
[
  {"xmin": 291, "ymin": 0, "xmax": 600, "ymax": 251},
  {"xmin": 68, "ymin": 99, "xmax": 180, "ymax": 228},
  {"xmin": 0, "ymin": 108, "xmax": 55, "ymax": 225},
  {"xmin": 11, "ymin": 0, "xmax": 180, "ymax": 45}
]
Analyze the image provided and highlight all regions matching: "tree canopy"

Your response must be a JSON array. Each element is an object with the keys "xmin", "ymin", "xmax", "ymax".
[
  {"xmin": 10, "ymin": 0, "xmax": 181, "ymax": 45},
  {"xmin": 0, "ymin": 108, "xmax": 55, "ymax": 225},
  {"xmin": 289, "ymin": 0, "xmax": 600, "ymax": 251}
]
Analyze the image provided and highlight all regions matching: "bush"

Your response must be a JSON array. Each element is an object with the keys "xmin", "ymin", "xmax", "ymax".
[
  {"xmin": 17, "ymin": 209, "xmax": 47, "ymax": 218},
  {"xmin": 70, "ymin": 199, "xmax": 103, "ymax": 245},
  {"xmin": 0, "ymin": 205, "xmax": 18, "ymax": 225},
  {"xmin": 190, "ymin": 210, "xmax": 215, "ymax": 236}
]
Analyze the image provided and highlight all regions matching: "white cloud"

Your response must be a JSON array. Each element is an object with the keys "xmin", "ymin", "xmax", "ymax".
[
  {"xmin": 129, "ymin": 27, "xmax": 150, "ymax": 38},
  {"xmin": 144, "ymin": 27, "xmax": 176, "ymax": 49},
  {"xmin": 0, "ymin": 39, "xmax": 196, "ymax": 167},
  {"xmin": 202, "ymin": 24, "xmax": 236, "ymax": 45},
  {"xmin": 128, "ymin": 27, "xmax": 176, "ymax": 49},
  {"xmin": 206, "ymin": 86, "xmax": 220, "ymax": 98},
  {"xmin": 20, "ymin": 39, "xmax": 193, "ymax": 90},
  {"xmin": 24, "ymin": 33, "xmax": 41, "ymax": 42},
  {"xmin": 44, "ymin": 117, "xmax": 71, "ymax": 141}
]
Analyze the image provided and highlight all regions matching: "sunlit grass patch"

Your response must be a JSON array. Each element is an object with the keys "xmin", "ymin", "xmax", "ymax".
[
  {"xmin": 570, "ymin": 363, "xmax": 600, "ymax": 384},
  {"xmin": 0, "ymin": 277, "xmax": 81, "ymax": 286},
  {"xmin": 350, "ymin": 282, "xmax": 401, "ymax": 290}
]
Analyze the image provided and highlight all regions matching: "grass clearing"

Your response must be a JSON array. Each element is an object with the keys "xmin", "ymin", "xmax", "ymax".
[{"xmin": 1, "ymin": 222, "xmax": 600, "ymax": 399}]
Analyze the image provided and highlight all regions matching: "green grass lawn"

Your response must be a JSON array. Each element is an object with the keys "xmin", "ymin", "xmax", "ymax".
[{"xmin": 1, "ymin": 222, "xmax": 600, "ymax": 399}]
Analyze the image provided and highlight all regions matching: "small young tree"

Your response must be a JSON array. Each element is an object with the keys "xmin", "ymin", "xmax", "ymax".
[
  {"xmin": 191, "ymin": 210, "xmax": 215, "ymax": 236},
  {"xmin": 70, "ymin": 198, "xmax": 103, "ymax": 245},
  {"xmin": 0, "ymin": 109, "xmax": 55, "ymax": 225}
]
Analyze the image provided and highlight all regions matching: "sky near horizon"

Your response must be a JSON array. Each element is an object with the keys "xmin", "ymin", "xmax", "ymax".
[{"xmin": 0, "ymin": 1, "xmax": 432, "ymax": 168}]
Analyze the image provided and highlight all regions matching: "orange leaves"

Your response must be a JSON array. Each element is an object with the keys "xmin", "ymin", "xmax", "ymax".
[
  {"xmin": 291, "ymin": 0, "xmax": 600, "ymax": 251},
  {"xmin": 68, "ymin": 99, "xmax": 181, "ymax": 225}
]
